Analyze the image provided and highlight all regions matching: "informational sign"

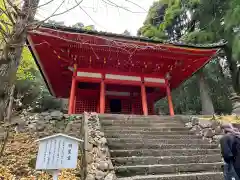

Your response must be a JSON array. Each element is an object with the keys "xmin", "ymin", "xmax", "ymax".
[{"xmin": 35, "ymin": 134, "xmax": 83, "ymax": 179}]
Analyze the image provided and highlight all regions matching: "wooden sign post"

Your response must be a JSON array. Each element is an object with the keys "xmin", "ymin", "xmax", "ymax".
[{"xmin": 35, "ymin": 133, "xmax": 83, "ymax": 179}]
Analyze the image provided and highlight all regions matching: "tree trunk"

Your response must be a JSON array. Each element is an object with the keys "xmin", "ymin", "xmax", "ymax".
[
  {"xmin": 198, "ymin": 70, "xmax": 215, "ymax": 115},
  {"xmin": 0, "ymin": 0, "xmax": 39, "ymax": 121},
  {"xmin": 224, "ymin": 44, "xmax": 239, "ymax": 93},
  {"xmin": 0, "ymin": 85, "xmax": 15, "ymax": 157},
  {"xmin": 223, "ymin": 44, "xmax": 240, "ymax": 114}
]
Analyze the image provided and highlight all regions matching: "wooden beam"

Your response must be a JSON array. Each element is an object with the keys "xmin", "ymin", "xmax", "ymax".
[
  {"xmin": 75, "ymin": 76, "xmax": 102, "ymax": 83},
  {"xmin": 104, "ymin": 79, "xmax": 141, "ymax": 86},
  {"xmin": 144, "ymin": 82, "xmax": 166, "ymax": 88},
  {"xmin": 76, "ymin": 67, "xmax": 165, "ymax": 79},
  {"xmin": 75, "ymin": 69, "xmax": 167, "ymax": 87}
]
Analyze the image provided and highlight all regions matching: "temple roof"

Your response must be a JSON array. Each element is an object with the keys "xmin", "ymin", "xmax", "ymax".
[
  {"xmin": 27, "ymin": 24, "xmax": 224, "ymax": 98},
  {"xmin": 40, "ymin": 23, "xmax": 226, "ymax": 48}
]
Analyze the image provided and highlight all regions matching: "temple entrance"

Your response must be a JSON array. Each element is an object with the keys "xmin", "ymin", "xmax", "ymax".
[
  {"xmin": 26, "ymin": 25, "xmax": 221, "ymax": 116},
  {"xmin": 110, "ymin": 99, "xmax": 122, "ymax": 113}
]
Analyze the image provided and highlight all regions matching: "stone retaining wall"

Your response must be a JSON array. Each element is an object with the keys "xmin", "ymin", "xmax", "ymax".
[
  {"xmin": 83, "ymin": 112, "xmax": 116, "ymax": 180},
  {"xmin": 178, "ymin": 115, "xmax": 239, "ymax": 143},
  {"xmin": 0, "ymin": 110, "xmax": 83, "ymax": 138}
]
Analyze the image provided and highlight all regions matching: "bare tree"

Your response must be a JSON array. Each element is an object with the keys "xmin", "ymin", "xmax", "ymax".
[
  {"xmin": 122, "ymin": 30, "xmax": 131, "ymax": 36},
  {"xmin": 0, "ymin": 0, "xmax": 84, "ymax": 120},
  {"xmin": 0, "ymin": 0, "xmax": 40, "ymax": 121}
]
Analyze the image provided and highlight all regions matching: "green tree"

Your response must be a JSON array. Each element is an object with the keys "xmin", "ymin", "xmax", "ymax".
[
  {"xmin": 141, "ymin": 0, "xmax": 235, "ymax": 114},
  {"xmin": 72, "ymin": 22, "xmax": 95, "ymax": 31},
  {"xmin": 16, "ymin": 47, "xmax": 37, "ymax": 80},
  {"xmin": 181, "ymin": 0, "xmax": 240, "ymax": 93},
  {"xmin": 83, "ymin": 25, "xmax": 95, "ymax": 31},
  {"xmin": 14, "ymin": 47, "xmax": 61, "ymax": 112}
]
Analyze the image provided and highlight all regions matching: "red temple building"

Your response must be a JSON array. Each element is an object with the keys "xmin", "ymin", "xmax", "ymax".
[{"xmin": 27, "ymin": 25, "xmax": 223, "ymax": 115}]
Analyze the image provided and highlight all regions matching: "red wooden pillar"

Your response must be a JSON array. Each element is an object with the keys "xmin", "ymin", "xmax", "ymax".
[
  {"xmin": 68, "ymin": 77, "xmax": 77, "ymax": 114},
  {"xmin": 166, "ymin": 83, "xmax": 175, "ymax": 116},
  {"xmin": 68, "ymin": 64, "xmax": 77, "ymax": 114},
  {"xmin": 100, "ymin": 80, "xmax": 105, "ymax": 114},
  {"xmin": 141, "ymin": 83, "xmax": 148, "ymax": 116},
  {"xmin": 73, "ymin": 96, "xmax": 76, "ymax": 114}
]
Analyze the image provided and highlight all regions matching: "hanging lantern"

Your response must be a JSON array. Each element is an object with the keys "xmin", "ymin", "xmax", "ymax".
[
  {"xmin": 74, "ymin": 64, "xmax": 77, "ymax": 70},
  {"xmin": 165, "ymin": 72, "xmax": 171, "ymax": 80}
]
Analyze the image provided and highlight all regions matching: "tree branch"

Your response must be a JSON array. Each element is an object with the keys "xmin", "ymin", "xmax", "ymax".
[
  {"xmin": 37, "ymin": 0, "xmax": 55, "ymax": 9},
  {"xmin": 102, "ymin": 0, "xmax": 146, "ymax": 13},
  {"xmin": 124, "ymin": 0, "xmax": 147, "ymax": 12},
  {"xmin": 29, "ymin": 0, "xmax": 84, "ymax": 28},
  {"xmin": 76, "ymin": 2, "xmax": 106, "ymax": 30},
  {"xmin": 2, "ymin": 0, "xmax": 15, "ymax": 24},
  {"xmin": 0, "ymin": 7, "xmax": 10, "ymax": 17},
  {"xmin": 0, "ymin": 19, "xmax": 13, "ymax": 36},
  {"xmin": 0, "ymin": 25, "xmax": 9, "ymax": 43},
  {"xmin": 5, "ymin": 0, "xmax": 23, "ymax": 16},
  {"xmin": 0, "ymin": 19, "xmax": 13, "ymax": 27}
]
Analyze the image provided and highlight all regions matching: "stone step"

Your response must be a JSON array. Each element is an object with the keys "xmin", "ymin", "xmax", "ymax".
[
  {"xmin": 102, "ymin": 124, "xmax": 187, "ymax": 130},
  {"xmin": 104, "ymin": 130, "xmax": 193, "ymax": 136},
  {"xmin": 117, "ymin": 172, "xmax": 223, "ymax": 180},
  {"xmin": 115, "ymin": 162, "xmax": 223, "ymax": 177},
  {"xmin": 99, "ymin": 114, "xmax": 168, "ymax": 120},
  {"xmin": 112, "ymin": 155, "xmax": 221, "ymax": 166},
  {"xmin": 109, "ymin": 143, "xmax": 218, "ymax": 150},
  {"xmin": 100, "ymin": 117, "xmax": 180, "ymax": 122},
  {"xmin": 100, "ymin": 118, "xmax": 182, "ymax": 123},
  {"xmin": 110, "ymin": 149, "xmax": 220, "ymax": 157},
  {"xmin": 104, "ymin": 127, "xmax": 190, "ymax": 132},
  {"xmin": 101, "ymin": 121, "xmax": 183, "ymax": 128},
  {"xmin": 106, "ymin": 134, "xmax": 201, "ymax": 139},
  {"xmin": 101, "ymin": 119, "xmax": 182, "ymax": 124},
  {"xmin": 107, "ymin": 138, "xmax": 208, "ymax": 145}
]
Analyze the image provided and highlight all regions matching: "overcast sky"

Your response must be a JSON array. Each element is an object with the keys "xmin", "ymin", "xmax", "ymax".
[{"xmin": 36, "ymin": 0, "xmax": 156, "ymax": 35}]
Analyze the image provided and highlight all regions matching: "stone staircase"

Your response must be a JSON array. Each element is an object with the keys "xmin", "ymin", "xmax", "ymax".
[{"xmin": 99, "ymin": 114, "xmax": 224, "ymax": 180}]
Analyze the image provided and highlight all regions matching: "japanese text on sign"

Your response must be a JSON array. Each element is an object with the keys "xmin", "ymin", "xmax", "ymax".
[{"xmin": 36, "ymin": 136, "xmax": 79, "ymax": 170}]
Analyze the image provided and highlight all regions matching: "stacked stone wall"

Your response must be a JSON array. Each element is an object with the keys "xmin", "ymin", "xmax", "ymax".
[
  {"xmin": 83, "ymin": 112, "xmax": 116, "ymax": 180},
  {"xmin": 178, "ymin": 115, "xmax": 240, "ymax": 143}
]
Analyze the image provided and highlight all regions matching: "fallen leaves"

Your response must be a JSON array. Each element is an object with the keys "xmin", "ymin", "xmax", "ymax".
[
  {"xmin": 199, "ymin": 115, "xmax": 240, "ymax": 124},
  {"xmin": 0, "ymin": 132, "xmax": 81, "ymax": 180}
]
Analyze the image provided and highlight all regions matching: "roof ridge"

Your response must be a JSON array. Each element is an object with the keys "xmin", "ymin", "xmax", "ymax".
[{"xmin": 39, "ymin": 23, "xmax": 226, "ymax": 49}]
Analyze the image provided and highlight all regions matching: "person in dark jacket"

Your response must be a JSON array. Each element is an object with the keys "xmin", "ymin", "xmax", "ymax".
[{"xmin": 220, "ymin": 123, "xmax": 240, "ymax": 180}]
